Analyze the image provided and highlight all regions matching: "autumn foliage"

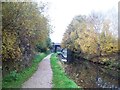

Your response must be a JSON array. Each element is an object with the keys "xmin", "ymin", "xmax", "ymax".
[
  {"xmin": 62, "ymin": 13, "xmax": 118, "ymax": 61},
  {"xmin": 2, "ymin": 2, "xmax": 51, "ymax": 76}
]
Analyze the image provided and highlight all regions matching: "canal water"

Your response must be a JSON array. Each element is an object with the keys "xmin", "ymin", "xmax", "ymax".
[{"xmin": 62, "ymin": 59, "xmax": 119, "ymax": 88}]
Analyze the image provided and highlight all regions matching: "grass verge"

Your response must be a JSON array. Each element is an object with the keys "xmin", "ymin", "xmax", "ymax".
[
  {"xmin": 50, "ymin": 53, "xmax": 80, "ymax": 88},
  {"xmin": 2, "ymin": 53, "xmax": 47, "ymax": 88}
]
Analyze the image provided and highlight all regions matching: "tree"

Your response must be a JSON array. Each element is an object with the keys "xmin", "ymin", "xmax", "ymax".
[
  {"xmin": 100, "ymin": 19, "xmax": 118, "ymax": 55},
  {"xmin": 62, "ymin": 11, "xmax": 118, "ymax": 61},
  {"xmin": 2, "ymin": 2, "xmax": 51, "ymax": 76}
]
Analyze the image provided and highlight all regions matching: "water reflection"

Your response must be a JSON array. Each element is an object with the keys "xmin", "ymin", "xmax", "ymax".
[
  {"xmin": 63, "ymin": 59, "xmax": 119, "ymax": 88},
  {"xmin": 96, "ymin": 77, "xmax": 118, "ymax": 88}
]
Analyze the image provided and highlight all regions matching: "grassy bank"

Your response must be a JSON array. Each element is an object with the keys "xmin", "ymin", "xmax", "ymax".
[
  {"xmin": 2, "ymin": 53, "xmax": 47, "ymax": 88},
  {"xmin": 50, "ymin": 53, "xmax": 80, "ymax": 88}
]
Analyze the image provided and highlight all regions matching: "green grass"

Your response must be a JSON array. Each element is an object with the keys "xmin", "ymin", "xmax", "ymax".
[
  {"xmin": 50, "ymin": 53, "xmax": 80, "ymax": 88},
  {"xmin": 2, "ymin": 53, "xmax": 47, "ymax": 88}
]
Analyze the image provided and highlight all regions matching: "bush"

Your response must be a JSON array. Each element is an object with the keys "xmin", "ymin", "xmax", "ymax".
[
  {"xmin": 4, "ymin": 70, "xmax": 18, "ymax": 82},
  {"xmin": 104, "ymin": 60, "xmax": 111, "ymax": 66}
]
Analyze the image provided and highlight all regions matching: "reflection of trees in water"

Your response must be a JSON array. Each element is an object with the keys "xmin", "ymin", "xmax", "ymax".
[{"xmin": 64, "ymin": 59, "xmax": 118, "ymax": 88}]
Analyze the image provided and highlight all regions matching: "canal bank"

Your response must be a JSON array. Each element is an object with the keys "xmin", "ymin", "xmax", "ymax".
[{"xmin": 63, "ymin": 59, "xmax": 119, "ymax": 88}]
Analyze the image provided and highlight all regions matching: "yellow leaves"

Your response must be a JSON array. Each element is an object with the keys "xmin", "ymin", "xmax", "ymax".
[
  {"xmin": 73, "ymin": 27, "xmax": 98, "ymax": 55},
  {"xmin": 2, "ymin": 31, "xmax": 20, "ymax": 61},
  {"xmin": 70, "ymin": 32, "xmax": 75, "ymax": 38},
  {"xmin": 99, "ymin": 23, "xmax": 118, "ymax": 54},
  {"xmin": 62, "ymin": 14, "xmax": 119, "ymax": 63},
  {"xmin": 2, "ymin": 2, "xmax": 51, "ymax": 78}
]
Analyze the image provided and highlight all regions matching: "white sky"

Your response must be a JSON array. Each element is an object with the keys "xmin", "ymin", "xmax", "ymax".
[{"xmin": 36, "ymin": 0, "xmax": 119, "ymax": 43}]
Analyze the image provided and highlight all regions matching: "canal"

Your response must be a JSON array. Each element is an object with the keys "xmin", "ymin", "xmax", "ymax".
[{"xmin": 58, "ymin": 54, "xmax": 119, "ymax": 88}]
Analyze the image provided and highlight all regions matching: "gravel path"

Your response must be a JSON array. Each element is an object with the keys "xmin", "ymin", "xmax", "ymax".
[{"xmin": 22, "ymin": 54, "xmax": 52, "ymax": 88}]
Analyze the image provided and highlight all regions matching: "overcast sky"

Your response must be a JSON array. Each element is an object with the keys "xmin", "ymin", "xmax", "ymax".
[{"xmin": 36, "ymin": 0, "xmax": 119, "ymax": 43}]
